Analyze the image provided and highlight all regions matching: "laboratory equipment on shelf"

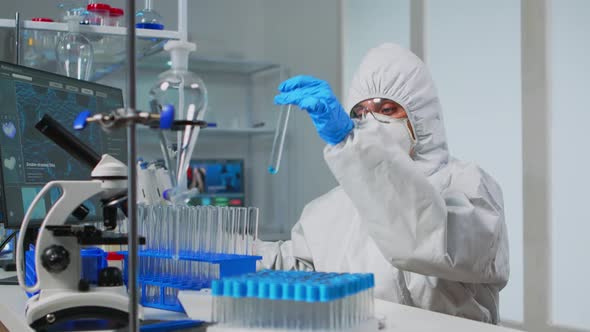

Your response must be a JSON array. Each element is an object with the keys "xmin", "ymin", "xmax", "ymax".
[
  {"xmin": 57, "ymin": 0, "xmax": 88, "ymax": 20},
  {"xmin": 268, "ymin": 104, "xmax": 292, "ymax": 174},
  {"xmin": 22, "ymin": 18, "xmax": 56, "ymax": 68},
  {"xmin": 136, "ymin": 0, "xmax": 164, "ymax": 30},
  {"xmin": 149, "ymin": 40, "xmax": 208, "ymax": 203},
  {"xmin": 16, "ymin": 114, "xmax": 145, "ymax": 331},
  {"xmin": 86, "ymin": 3, "xmax": 111, "ymax": 26},
  {"xmin": 30, "ymin": 18, "xmax": 55, "ymax": 48},
  {"xmin": 55, "ymin": 15, "xmax": 94, "ymax": 80},
  {"xmin": 210, "ymin": 270, "xmax": 378, "ymax": 332}
]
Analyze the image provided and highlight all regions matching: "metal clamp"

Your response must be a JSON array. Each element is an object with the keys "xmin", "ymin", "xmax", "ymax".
[{"xmin": 73, "ymin": 105, "xmax": 207, "ymax": 132}]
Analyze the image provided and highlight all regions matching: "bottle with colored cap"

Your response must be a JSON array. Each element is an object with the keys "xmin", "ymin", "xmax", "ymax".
[
  {"xmin": 86, "ymin": 2, "xmax": 110, "ymax": 26},
  {"xmin": 108, "ymin": 7, "xmax": 125, "ymax": 27}
]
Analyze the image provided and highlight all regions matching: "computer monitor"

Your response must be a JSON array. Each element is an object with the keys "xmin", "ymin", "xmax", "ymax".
[
  {"xmin": 0, "ymin": 62, "xmax": 127, "ymax": 228},
  {"xmin": 186, "ymin": 159, "xmax": 245, "ymax": 207}
]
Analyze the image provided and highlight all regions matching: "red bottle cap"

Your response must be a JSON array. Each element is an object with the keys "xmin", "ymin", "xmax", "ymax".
[
  {"xmin": 109, "ymin": 8, "xmax": 124, "ymax": 17},
  {"xmin": 106, "ymin": 252, "xmax": 124, "ymax": 261},
  {"xmin": 87, "ymin": 3, "xmax": 111, "ymax": 12},
  {"xmin": 31, "ymin": 18, "xmax": 54, "ymax": 22}
]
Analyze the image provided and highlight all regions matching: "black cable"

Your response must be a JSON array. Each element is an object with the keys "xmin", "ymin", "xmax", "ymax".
[{"xmin": 0, "ymin": 231, "xmax": 17, "ymax": 254}]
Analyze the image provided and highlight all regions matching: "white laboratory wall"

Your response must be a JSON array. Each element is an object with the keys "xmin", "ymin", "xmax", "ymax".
[
  {"xmin": 551, "ymin": 0, "xmax": 590, "ymax": 329},
  {"xmin": 427, "ymin": 0, "xmax": 523, "ymax": 323},
  {"xmin": 341, "ymin": 0, "xmax": 411, "ymax": 97},
  {"xmin": 257, "ymin": 0, "xmax": 341, "ymax": 238}
]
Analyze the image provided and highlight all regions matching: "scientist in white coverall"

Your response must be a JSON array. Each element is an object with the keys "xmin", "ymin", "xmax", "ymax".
[{"xmin": 260, "ymin": 43, "xmax": 509, "ymax": 324}]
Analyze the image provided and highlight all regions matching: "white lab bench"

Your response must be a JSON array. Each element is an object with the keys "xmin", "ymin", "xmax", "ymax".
[{"xmin": 0, "ymin": 270, "xmax": 523, "ymax": 332}]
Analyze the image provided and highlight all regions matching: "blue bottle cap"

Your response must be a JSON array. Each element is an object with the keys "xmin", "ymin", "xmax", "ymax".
[
  {"xmin": 282, "ymin": 283, "xmax": 294, "ymax": 301},
  {"xmin": 306, "ymin": 284, "xmax": 319, "ymax": 303},
  {"xmin": 348, "ymin": 277, "xmax": 357, "ymax": 296},
  {"xmin": 294, "ymin": 283, "xmax": 306, "ymax": 302},
  {"xmin": 358, "ymin": 274, "xmax": 367, "ymax": 292},
  {"xmin": 232, "ymin": 280, "xmax": 246, "ymax": 298},
  {"xmin": 335, "ymin": 281, "xmax": 345, "ymax": 300},
  {"xmin": 269, "ymin": 282, "xmax": 282, "ymax": 300},
  {"xmin": 258, "ymin": 281, "xmax": 269, "ymax": 299},
  {"xmin": 223, "ymin": 279, "xmax": 233, "ymax": 297},
  {"xmin": 211, "ymin": 280, "xmax": 223, "ymax": 296},
  {"xmin": 319, "ymin": 284, "xmax": 330, "ymax": 302},
  {"xmin": 366, "ymin": 274, "xmax": 374, "ymax": 290},
  {"xmin": 247, "ymin": 279, "xmax": 258, "ymax": 297},
  {"xmin": 351, "ymin": 276, "xmax": 360, "ymax": 295}
]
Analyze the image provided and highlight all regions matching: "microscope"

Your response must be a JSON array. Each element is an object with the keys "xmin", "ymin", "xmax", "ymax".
[
  {"xmin": 14, "ymin": 104, "xmax": 206, "ymax": 331},
  {"xmin": 15, "ymin": 114, "xmax": 141, "ymax": 331}
]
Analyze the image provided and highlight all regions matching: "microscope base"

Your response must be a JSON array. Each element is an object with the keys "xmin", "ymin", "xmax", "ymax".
[{"xmin": 25, "ymin": 287, "xmax": 141, "ymax": 331}]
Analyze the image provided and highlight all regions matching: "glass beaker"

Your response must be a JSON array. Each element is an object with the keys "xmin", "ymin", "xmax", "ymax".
[
  {"xmin": 55, "ymin": 16, "xmax": 94, "ymax": 80},
  {"xmin": 136, "ymin": 0, "xmax": 164, "ymax": 30}
]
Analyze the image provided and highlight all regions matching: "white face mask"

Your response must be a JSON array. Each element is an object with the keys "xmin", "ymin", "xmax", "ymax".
[{"xmin": 359, "ymin": 112, "xmax": 417, "ymax": 154}]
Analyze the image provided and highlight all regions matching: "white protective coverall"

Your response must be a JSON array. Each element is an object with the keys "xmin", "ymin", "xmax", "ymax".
[{"xmin": 259, "ymin": 43, "xmax": 509, "ymax": 324}]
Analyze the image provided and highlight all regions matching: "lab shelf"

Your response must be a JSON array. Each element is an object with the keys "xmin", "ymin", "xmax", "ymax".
[
  {"xmin": 0, "ymin": 19, "xmax": 180, "ymax": 80},
  {"xmin": 0, "ymin": 19, "xmax": 181, "ymax": 39}
]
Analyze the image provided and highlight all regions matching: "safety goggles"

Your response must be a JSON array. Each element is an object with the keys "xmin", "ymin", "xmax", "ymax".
[{"xmin": 349, "ymin": 98, "xmax": 405, "ymax": 123}]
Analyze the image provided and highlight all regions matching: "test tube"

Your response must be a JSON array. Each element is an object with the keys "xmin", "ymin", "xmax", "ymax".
[
  {"xmin": 268, "ymin": 104, "xmax": 292, "ymax": 174},
  {"xmin": 238, "ymin": 208, "xmax": 248, "ymax": 255},
  {"xmin": 247, "ymin": 207, "xmax": 259, "ymax": 255}
]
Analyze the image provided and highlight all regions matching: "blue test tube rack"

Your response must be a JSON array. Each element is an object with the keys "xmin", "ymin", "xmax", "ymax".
[
  {"xmin": 210, "ymin": 270, "xmax": 376, "ymax": 330},
  {"xmin": 120, "ymin": 250, "xmax": 261, "ymax": 312}
]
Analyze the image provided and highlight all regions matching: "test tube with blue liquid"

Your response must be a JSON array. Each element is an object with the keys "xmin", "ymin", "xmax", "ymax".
[{"xmin": 268, "ymin": 104, "xmax": 292, "ymax": 174}]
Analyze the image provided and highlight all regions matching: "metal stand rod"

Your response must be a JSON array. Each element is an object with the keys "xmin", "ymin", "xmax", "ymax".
[
  {"xmin": 14, "ymin": 12, "xmax": 20, "ymax": 64},
  {"xmin": 125, "ymin": 0, "xmax": 139, "ymax": 331}
]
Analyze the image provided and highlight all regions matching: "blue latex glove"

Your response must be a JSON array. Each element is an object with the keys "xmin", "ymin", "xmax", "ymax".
[{"xmin": 274, "ymin": 75, "xmax": 354, "ymax": 145}]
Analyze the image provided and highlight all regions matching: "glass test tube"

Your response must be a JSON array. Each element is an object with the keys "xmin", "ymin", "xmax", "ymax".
[{"xmin": 268, "ymin": 104, "xmax": 292, "ymax": 174}]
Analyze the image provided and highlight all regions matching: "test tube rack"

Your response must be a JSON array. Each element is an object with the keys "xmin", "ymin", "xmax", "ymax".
[
  {"xmin": 209, "ymin": 270, "xmax": 377, "ymax": 331},
  {"xmin": 120, "ymin": 251, "xmax": 261, "ymax": 312}
]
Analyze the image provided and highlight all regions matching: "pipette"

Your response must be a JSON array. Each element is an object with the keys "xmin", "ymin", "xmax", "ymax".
[{"xmin": 268, "ymin": 104, "xmax": 292, "ymax": 174}]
